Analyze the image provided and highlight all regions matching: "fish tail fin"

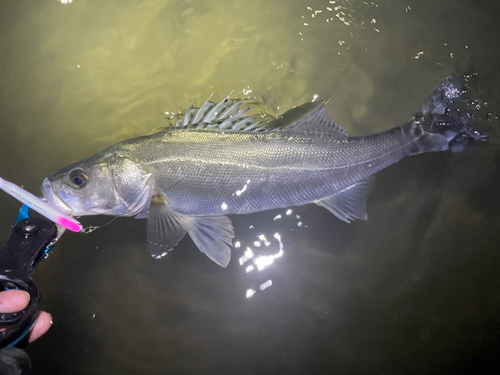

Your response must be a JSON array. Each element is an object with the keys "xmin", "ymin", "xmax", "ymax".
[
  {"xmin": 406, "ymin": 112, "xmax": 487, "ymax": 155},
  {"xmin": 406, "ymin": 75, "xmax": 487, "ymax": 155}
]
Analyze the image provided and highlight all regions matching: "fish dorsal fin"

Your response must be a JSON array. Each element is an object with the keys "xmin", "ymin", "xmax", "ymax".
[
  {"xmin": 270, "ymin": 100, "xmax": 348, "ymax": 138},
  {"xmin": 169, "ymin": 95, "xmax": 347, "ymax": 136},
  {"xmin": 316, "ymin": 177, "xmax": 373, "ymax": 223},
  {"xmin": 172, "ymin": 93, "xmax": 268, "ymax": 132}
]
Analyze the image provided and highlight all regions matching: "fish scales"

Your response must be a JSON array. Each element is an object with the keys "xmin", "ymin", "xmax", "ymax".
[
  {"xmin": 118, "ymin": 127, "xmax": 419, "ymax": 216},
  {"xmin": 41, "ymin": 81, "xmax": 485, "ymax": 266}
]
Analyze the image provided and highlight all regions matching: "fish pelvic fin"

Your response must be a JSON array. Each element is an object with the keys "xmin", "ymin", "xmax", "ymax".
[
  {"xmin": 147, "ymin": 196, "xmax": 234, "ymax": 267},
  {"xmin": 316, "ymin": 177, "xmax": 374, "ymax": 223},
  {"xmin": 186, "ymin": 215, "xmax": 234, "ymax": 268}
]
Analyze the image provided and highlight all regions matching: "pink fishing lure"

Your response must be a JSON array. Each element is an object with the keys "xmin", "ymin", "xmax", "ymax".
[{"xmin": 0, "ymin": 176, "xmax": 82, "ymax": 232}]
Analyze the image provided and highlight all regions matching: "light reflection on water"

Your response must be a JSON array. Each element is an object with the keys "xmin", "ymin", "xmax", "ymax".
[{"xmin": 236, "ymin": 209, "xmax": 306, "ymax": 298}]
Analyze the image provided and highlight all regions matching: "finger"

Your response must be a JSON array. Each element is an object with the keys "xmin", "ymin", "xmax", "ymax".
[
  {"xmin": 0, "ymin": 290, "xmax": 30, "ymax": 313},
  {"xmin": 27, "ymin": 311, "xmax": 53, "ymax": 343}
]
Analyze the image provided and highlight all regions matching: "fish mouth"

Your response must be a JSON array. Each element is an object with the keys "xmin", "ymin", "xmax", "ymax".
[{"xmin": 40, "ymin": 178, "xmax": 74, "ymax": 215}]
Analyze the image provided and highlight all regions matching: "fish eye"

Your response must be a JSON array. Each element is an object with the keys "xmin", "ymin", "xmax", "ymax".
[{"xmin": 69, "ymin": 168, "xmax": 88, "ymax": 189}]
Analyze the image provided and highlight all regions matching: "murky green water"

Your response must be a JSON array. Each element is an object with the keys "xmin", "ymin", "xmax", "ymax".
[{"xmin": 1, "ymin": 0, "xmax": 499, "ymax": 374}]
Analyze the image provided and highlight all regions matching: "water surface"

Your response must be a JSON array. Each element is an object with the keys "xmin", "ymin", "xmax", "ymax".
[{"xmin": 0, "ymin": 0, "xmax": 499, "ymax": 374}]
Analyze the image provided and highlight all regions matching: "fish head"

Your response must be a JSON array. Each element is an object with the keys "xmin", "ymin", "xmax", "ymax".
[{"xmin": 41, "ymin": 151, "xmax": 154, "ymax": 217}]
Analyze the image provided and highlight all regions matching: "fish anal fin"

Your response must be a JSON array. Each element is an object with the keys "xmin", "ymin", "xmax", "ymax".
[{"xmin": 316, "ymin": 177, "xmax": 374, "ymax": 223}]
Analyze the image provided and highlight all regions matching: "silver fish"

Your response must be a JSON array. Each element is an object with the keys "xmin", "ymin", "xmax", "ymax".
[{"xmin": 40, "ymin": 81, "xmax": 485, "ymax": 267}]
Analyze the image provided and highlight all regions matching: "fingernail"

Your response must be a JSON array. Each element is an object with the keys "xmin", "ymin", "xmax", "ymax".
[
  {"xmin": 21, "ymin": 291, "xmax": 31, "ymax": 301},
  {"xmin": 48, "ymin": 313, "xmax": 53, "ymax": 325}
]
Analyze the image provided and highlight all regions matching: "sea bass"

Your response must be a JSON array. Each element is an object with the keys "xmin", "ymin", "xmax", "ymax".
[{"xmin": 40, "ymin": 79, "xmax": 485, "ymax": 267}]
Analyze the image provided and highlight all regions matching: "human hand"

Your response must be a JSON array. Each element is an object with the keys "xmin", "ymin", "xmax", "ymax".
[{"xmin": 0, "ymin": 290, "xmax": 53, "ymax": 343}]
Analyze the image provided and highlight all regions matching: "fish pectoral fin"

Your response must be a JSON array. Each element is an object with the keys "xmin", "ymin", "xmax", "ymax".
[
  {"xmin": 187, "ymin": 216, "xmax": 234, "ymax": 268},
  {"xmin": 134, "ymin": 207, "xmax": 150, "ymax": 219},
  {"xmin": 147, "ymin": 198, "xmax": 189, "ymax": 258},
  {"xmin": 147, "ymin": 197, "xmax": 234, "ymax": 267},
  {"xmin": 316, "ymin": 177, "xmax": 374, "ymax": 223},
  {"xmin": 134, "ymin": 196, "xmax": 152, "ymax": 219}
]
